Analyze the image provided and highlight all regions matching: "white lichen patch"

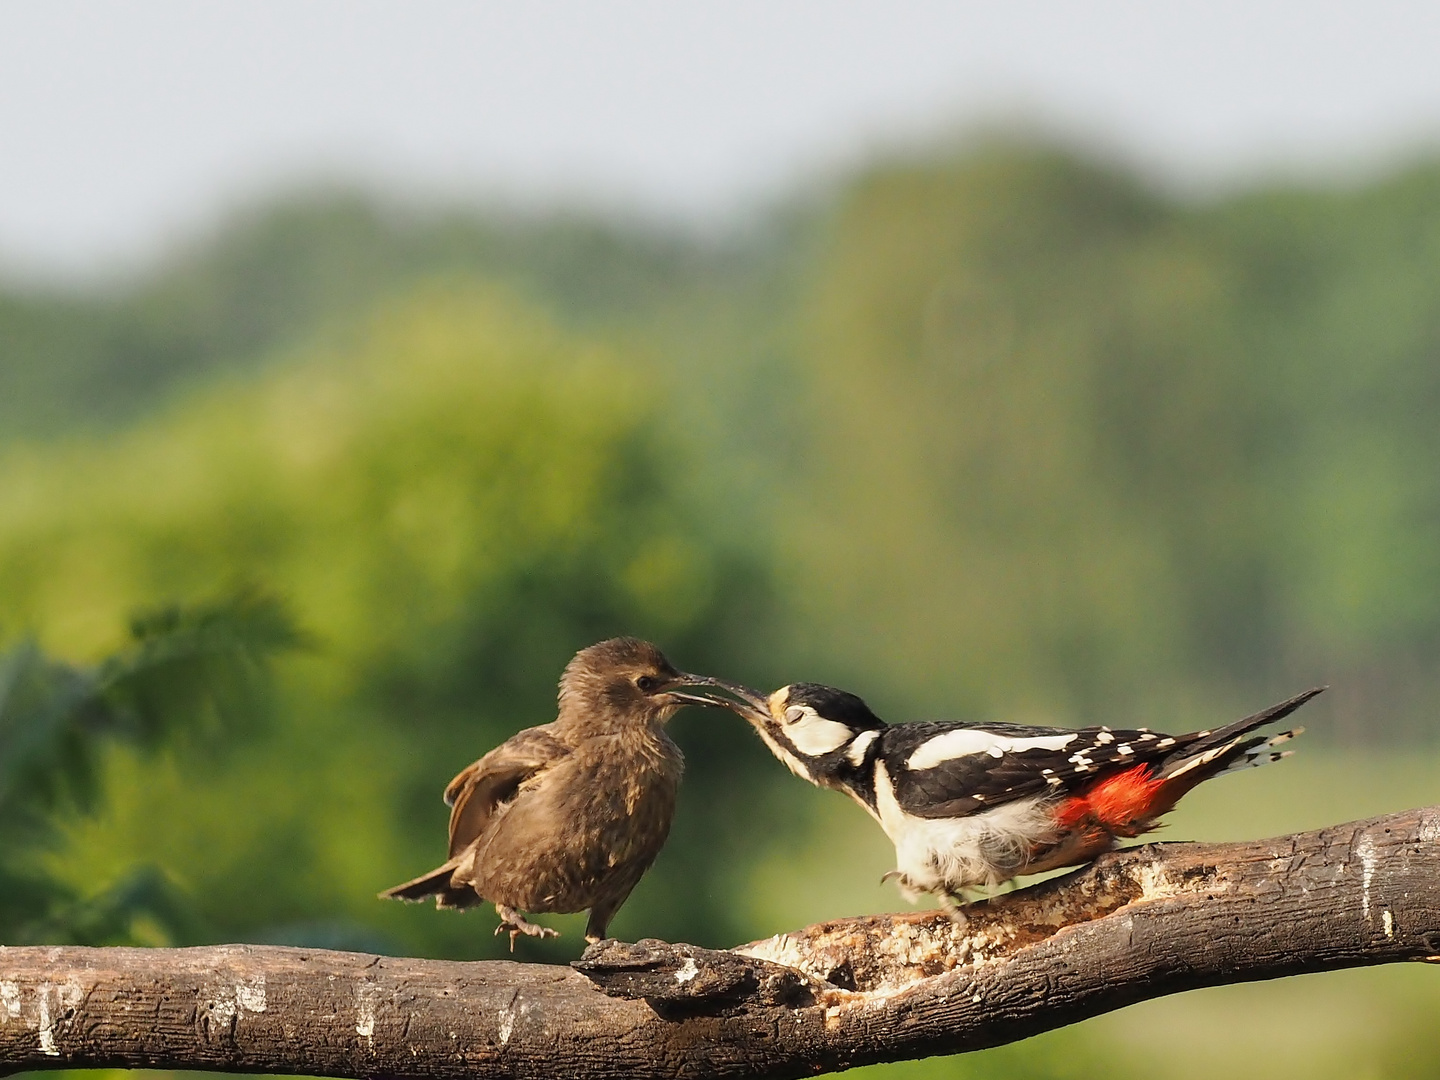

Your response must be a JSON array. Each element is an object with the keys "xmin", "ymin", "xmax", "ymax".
[
  {"xmin": 234, "ymin": 976, "xmax": 267, "ymax": 1013},
  {"xmin": 200, "ymin": 973, "xmax": 267, "ymax": 1035},
  {"xmin": 0, "ymin": 981, "xmax": 22, "ymax": 1021},
  {"xmin": 674, "ymin": 958, "xmax": 700, "ymax": 984},
  {"xmin": 355, "ymin": 981, "xmax": 384, "ymax": 1043},
  {"xmin": 1383, "ymin": 909, "xmax": 1395, "ymax": 939},
  {"xmin": 494, "ymin": 990, "xmax": 544, "ymax": 1049},
  {"xmin": 32, "ymin": 980, "xmax": 85, "ymax": 1056},
  {"xmin": 1357, "ymin": 833, "xmax": 1378, "ymax": 921},
  {"xmin": 37, "ymin": 993, "xmax": 56, "ymax": 1055}
]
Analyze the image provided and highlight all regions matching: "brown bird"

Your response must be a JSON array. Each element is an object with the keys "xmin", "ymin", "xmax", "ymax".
[{"xmin": 379, "ymin": 637, "xmax": 717, "ymax": 947}]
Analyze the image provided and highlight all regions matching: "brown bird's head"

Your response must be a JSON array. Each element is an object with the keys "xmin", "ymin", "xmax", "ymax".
[{"xmin": 557, "ymin": 637, "xmax": 720, "ymax": 731}]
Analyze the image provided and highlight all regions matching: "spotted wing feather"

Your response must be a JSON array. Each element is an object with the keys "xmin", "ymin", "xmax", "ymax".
[
  {"xmin": 885, "ymin": 688, "xmax": 1323, "ymax": 820},
  {"xmin": 881, "ymin": 722, "xmax": 1156, "ymax": 818}
]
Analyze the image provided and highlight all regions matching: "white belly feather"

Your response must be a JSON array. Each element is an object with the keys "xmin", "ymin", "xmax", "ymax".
[{"xmin": 873, "ymin": 761, "xmax": 1060, "ymax": 894}]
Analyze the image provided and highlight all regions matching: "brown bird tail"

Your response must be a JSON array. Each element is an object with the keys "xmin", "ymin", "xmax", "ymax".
[{"xmin": 379, "ymin": 861, "xmax": 472, "ymax": 905}]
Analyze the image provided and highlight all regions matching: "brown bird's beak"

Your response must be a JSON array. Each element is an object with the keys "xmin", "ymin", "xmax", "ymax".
[{"xmin": 668, "ymin": 676, "xmax": 773, "ymax": 724}]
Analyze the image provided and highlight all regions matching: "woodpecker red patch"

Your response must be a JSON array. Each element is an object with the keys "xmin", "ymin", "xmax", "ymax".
[{"xmin": 1054, "ymin": 764, "xmax": 1172, "ymax": 837}]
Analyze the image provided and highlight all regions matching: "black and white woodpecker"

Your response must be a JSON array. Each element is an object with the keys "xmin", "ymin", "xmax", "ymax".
[
  {"xmin": 694, "ymin": 680, "xmax": 1323, "ymax": 921},
  {"xmin": 380, "ymin": 638, "xmax": 721, "ymax": 948}
]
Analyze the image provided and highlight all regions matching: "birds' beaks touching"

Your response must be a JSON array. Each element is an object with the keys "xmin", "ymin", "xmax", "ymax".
[{"xmin": 677, "ymin": 678, "xmax": 888, "ymax": 784}]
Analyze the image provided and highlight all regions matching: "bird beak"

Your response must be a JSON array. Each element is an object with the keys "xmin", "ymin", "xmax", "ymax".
[
  {"xmin": 663, "ymin": 673, "xmax": 732, "ymax": 709},
  {"xmin": 670, "ymin": 677, "xmax": 772, "ymax": 724}
]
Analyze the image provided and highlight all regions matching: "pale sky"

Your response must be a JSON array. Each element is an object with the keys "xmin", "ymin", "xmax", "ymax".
[{"xmin": 3, "ymin": 0, "xmax": 1439, "ymax": 277}]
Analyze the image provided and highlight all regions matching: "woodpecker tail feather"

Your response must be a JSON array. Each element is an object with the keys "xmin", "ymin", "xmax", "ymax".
[
  {"xmin": 1219, "ymin": 727, "xmax": 1303, "ymax": 774},
  {"xmin": 1046, "ymin": 690, "xmax": 1321, "ymax": 847},
  {"xmin": 1157, "ymin": 687, "xmax": 1322, "ymax": 778},
  {"xmin": 379, "ymin": 860, "xmax": 480, "ymax": 908},
  {"xmin": 1150, "ymin": 687, "xmax": 1323, "ymax": 809}
]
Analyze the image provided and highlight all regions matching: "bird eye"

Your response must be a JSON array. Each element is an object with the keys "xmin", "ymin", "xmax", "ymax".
[
  {"xmin": 636, "ymin": 675, "xmax": 660, "ymax": 693},
  {"xmin": 784, "ymin": 705, "xmax": 806, "ymax": 724}
]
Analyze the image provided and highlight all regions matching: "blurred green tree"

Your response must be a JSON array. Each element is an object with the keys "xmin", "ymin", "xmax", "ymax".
[
  {"xmin": 0, "ymin": 283, "xmax": 780, "ymax": 959},
  {"xmin": 0, "ymin": 588, "xmax": 301, "ymax": 943},
  {"xmin": 789, "ymin": 144, "xmax": 1440, "ymax": 741},
  {"xmin": 0, "ymin": 190, "xmax": 741, "ymax": 441}
]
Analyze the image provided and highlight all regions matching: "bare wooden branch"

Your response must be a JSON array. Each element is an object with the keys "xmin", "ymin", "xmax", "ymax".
[{"xmin": 3, "ymin": 806, "xmax": 1438, "ymax": 1079}]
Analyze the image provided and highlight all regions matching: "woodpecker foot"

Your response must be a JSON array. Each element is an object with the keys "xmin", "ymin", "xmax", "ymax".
[
  {"xmin": 880, "ymin": 869, "xmax": 924, "ymax": 904},
  {"xmin": 494, "ymin": 905, "xmax": 559, "ymax": 951},
  {"xmin": 937, "ymin": 891, "xmax": 970, "ymax": 930}
]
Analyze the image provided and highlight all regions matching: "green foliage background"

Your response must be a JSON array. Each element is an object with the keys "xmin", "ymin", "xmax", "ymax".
[{"xmin": 3, "ymin": 142, "xmax": 1439, "ymax": 1077}]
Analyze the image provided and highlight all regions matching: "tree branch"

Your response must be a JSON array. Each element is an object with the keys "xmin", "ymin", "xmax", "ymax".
[{"xmin": 3, "ymin": 806, "xmax": 1438, "ymax": 1079}]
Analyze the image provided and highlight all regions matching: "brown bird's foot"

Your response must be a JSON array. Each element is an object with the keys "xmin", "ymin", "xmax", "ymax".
[{"xmin": 494, "ymin": 905, "xmax": 559, "ymax": 951}]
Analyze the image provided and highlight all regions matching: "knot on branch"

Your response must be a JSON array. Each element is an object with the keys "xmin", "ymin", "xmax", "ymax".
[{"xmin": 572, "ymin": 938, "xmax": 827, "ymax": 1015}]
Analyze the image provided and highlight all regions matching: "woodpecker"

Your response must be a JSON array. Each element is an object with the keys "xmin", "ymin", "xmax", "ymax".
[
  {"xmin": 698, "ymin": 680, "xmax": 1322, "ymax": 921},
  {"xmin": 380, "ymin": 638, "xmax": 720, "ymax": 948}
]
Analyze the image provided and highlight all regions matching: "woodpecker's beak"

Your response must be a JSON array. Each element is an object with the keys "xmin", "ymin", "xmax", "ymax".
[
  {"xmin": 671, "ymin": 677, "xmax": 773, "ymax": 725},
  {"xmin": 663, "ymin": 673, "xmax": 731, "ymax": 709}
]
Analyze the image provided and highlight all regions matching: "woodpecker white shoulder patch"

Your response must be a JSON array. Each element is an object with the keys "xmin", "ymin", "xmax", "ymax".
[
  {"xmin": 845, "ymin": 729, "xmax": 880, "ymax": 766},
  {"xmin": 906, "ymin": 728, "xmax": 1076, "ymax": 772}
]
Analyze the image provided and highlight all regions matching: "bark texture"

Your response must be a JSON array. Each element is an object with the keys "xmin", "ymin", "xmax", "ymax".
[{"xmin": 3, "ymin": 806, "xmax": 1439, "ymax": 1079}]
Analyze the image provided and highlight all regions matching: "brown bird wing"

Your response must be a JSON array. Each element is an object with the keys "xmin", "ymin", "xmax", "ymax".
[{"xmin": 444, "ymin": 725, "xmax": 571, "ymax": 858}]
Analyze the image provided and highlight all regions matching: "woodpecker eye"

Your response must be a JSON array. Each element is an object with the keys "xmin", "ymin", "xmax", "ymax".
[
  {"xmin": 636, "ymin": 675, "xmax": 660, "ymax": 693},
  {"xmin": 784, "ymin": 705, "xmax": 806, "ymax": 724}
]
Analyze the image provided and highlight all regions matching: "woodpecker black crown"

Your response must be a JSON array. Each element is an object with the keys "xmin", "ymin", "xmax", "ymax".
[{"xmin": 784, "ymin": 683, "xmax": 886, "ymax": 731}]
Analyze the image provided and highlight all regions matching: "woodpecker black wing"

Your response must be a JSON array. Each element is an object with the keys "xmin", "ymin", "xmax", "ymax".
[
  {"xmin": 445, "ymin": 724, "xmax": 572, "ymax": 857},
  {"xmin": 878, "ymin": 721, "xmax": 1095, "ymax": 818},
  {"xmin": 881, "ymin": 689, "xmax": 1322, "ymax": 820}
]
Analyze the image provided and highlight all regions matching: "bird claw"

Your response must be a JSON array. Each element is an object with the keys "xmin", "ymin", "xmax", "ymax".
[
  {"xmin": 937, "ymin": 892, "xmax": 970, "ymax": 930},
  {"xmin": 494, "ymin": 907, "xmax": 559, "ymax": 951},
  {"xmin": 877, "ymin": 869, "xmax": 971, "ymax": 925},
  {"xmin": 880, "ymin": 870, "xmax": 925, "ymax": 903}
]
